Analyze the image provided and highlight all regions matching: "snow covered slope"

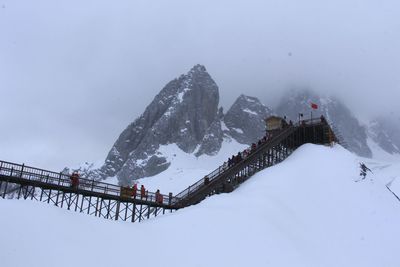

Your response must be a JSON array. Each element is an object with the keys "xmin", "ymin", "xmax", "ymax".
[
  {"xmin": 127, "ymin": 137, "xmax": 248, "ymax": 195},
  {"xmin": 101, "ymin": 137, "xmax": 248, "ymax": 193},
  {"xmin": 1, "ymin": 144, "xmax": 400, "ymax": 267}
]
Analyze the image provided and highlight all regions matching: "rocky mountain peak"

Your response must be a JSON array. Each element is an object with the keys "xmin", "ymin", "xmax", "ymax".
[
  {"xmin": 187, "ymin": 64, "xmax": 207, "ymax": 75},
  {"xmin": 223, "ymin": 94, "xmax": 273, "ymax": 144},
  {"xmin": 98, "ymin": 64, "xmax": 222, "ymax": 184}
]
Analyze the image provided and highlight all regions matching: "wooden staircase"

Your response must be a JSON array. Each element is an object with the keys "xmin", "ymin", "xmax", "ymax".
[{"xmin": 0, "ymin": 118, "xmax": 338, "ymax": 222}]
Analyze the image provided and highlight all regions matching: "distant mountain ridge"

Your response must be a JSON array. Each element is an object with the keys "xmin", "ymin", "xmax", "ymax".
[
  {"xmin": 368, "ymin": 116, "xmax": 400, "ymax": 155},
  {"xmin": 67, "ymin": 66, "xmax": 400, "ymax": 185},
  {"xmin": 275, "ymin": 90, "xmax": 372, "ymax": 157},
  {"xmin": 93, "ymin": 65, "xmax": 274, "ymax": 185}
]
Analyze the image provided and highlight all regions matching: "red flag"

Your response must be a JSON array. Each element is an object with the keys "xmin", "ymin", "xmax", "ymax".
[{"xmin": 311, "ymin": 103, "xmax": 318, "ymax": 110}]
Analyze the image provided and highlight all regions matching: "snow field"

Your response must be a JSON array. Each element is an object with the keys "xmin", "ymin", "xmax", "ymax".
[{"xmin": 1, "ymin": 144, "xmax": 400, "ymax": 267}]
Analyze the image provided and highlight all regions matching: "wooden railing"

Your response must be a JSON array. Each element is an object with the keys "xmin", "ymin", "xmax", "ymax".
[
  {"xmin": 0, "ymin": 117, "xmax": 337, "ymax": 210},
  {"xmin": 0, "ymin": 160, "xmax": 178, "ymax": 206}
]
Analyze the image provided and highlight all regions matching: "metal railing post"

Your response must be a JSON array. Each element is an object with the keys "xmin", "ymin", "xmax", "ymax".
[{"xmin": 20, "ymin": 164, "xmax": 24, "ymax": 178}]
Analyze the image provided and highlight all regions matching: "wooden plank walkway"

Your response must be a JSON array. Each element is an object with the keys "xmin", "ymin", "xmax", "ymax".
[{"xmin": 0, "ymin": 118, "xmax": 338, "ymax": 222}]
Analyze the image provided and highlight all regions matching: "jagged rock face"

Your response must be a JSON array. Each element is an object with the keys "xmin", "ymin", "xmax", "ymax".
[
  {"xmin": 224, "ymin": 95, "xmax": 273, "ymax": 144},
  {"xmin": 100, "ymin": 65, "xmax": 222, "ymax": 185},
  {"xmin": 195, "ymin": 108, "xmax": 224, "ymax": 156},
  {"xmin": 369, "ymin": 116, "xmax": 400, "ymax": 154},
  {"xmin": 276, "ymin": 90, "xmax": 372, "ymax": 158}
]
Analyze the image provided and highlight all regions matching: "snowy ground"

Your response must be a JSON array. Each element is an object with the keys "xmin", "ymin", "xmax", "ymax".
[
  {"xmin": 105, "ymin": 137, "xmax": 248, "ymax": 194},
  {"xmin": 1, "ymin": 144, "xmax": 400, "ymax": 267}
]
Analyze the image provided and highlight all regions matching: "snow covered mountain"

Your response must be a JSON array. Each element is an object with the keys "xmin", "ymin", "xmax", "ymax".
[
  {"xmin": 368, "ymin": 116, "xmax": 400, "ymax": 155},
  {"xmin": 84, "ymin": 65, "xmax": 275, "ymax": 185},
  {"xmin": 98, "ymin": 64, "xmax": 223, "ymax": 185},
  {"xmin": 276, "ymin": 89, "xmax": 372, "ymax": 157},
  {"xmin": 223, "ymin": 94, "xmax": 272, "ymax": 144},
  {"xmin": 66, "ymin": 71, "xmax": 399, "ymax": 185}
]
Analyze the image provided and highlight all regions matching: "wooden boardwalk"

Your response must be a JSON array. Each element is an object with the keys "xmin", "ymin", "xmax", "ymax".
[{"xmin": 0, "ymin": 118, "xmax": 338, "ymax": 222}]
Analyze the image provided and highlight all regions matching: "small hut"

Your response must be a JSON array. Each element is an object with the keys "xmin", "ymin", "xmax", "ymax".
[{"xmin": 265, "ymin": 116, "xmax": 288, "ymax": 133}]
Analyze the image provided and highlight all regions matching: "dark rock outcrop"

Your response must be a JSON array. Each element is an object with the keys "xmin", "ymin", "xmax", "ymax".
[
  {"xmin": 99, "ymin": 64, "xmax": 223, "ymax": 184},
  {"xmin": 223, "ymin": 95, "xmax": 273, "ymax": 144}
]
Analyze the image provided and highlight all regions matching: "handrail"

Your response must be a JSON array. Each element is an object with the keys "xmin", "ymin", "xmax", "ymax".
[
  {"xmin": 173, "ymin": 118, "xmax": 326, "ymax": 204},
  {"xmin": 0, "ymin": 117, "xmax": 329, "ymax": 208},
  {"xmin": 0, "ymin": 160, "xmax": 177, "ymax": 206},
  {"xmin": 173, "ymin": 121, "xmax": 303, "ymax": 201}
]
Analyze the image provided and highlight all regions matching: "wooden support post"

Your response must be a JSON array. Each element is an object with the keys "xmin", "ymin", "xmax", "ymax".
[
  {"xmin": 55, "ymin": 190, "xmax": 61, "ymax": 206},
  {"xmin": 39, "ymin": 188, "xmax": 44, "ymax": 201},
  {"xmin": 139, "ymin": 204, "xmax": 143, "ymax": 222},
  {"xmin": 60, "ymin": 191, "xmax": 66, "ymax": 208},
  {"xmin": 132, "ymin": 203, "xmax": 136, "ymax": 223},
  {"xmin": 125, "ymin": 202, "xmax": 130, "ymax": 222},
  {"xmin": 106, "ymin": 199, "xmax": 111, "ymax": 219},
  {"xmin": 20, "ymin": 164, "xmax": 24, "ymax": 178},
  {"xmin": 95, "ymin": 197, "xmax": 99, "ymax": 217},
  {"xmin": 75, "ymin": 194, "xmax": 80, "ymax": 212},
  {"xmin": 99, "ymin": 198, "xmax": 104, "ymax": 218},
  {"xmin": 2, "ymin": 181, "xmax": 8, "ymax": 198},
  {"xmin": 313, "ymin": 125, "xmax": 316, "ymax": 143},
  {"xmin": 115, "ymin": 201, "xmax": 120, "ymax": 221},
  {"xmin": 17, "ymin": 185, "xmax": 23, "ymax": 199},
  {"xmin": 79, "ymin": 195, "xmax": 84, "ymax": 212},
  {"xmin": 22, "ymin": 186, "xmax": 28, "ymax": 199},
  {"xmin": 67, "ymin": 193, "xmax": 73, "ymax": 210},
  {"xmin": 47, "ymin": 189, "xmax": 52, "ymax": 203},
  {"xmin": 87, "ymin": 196, "xmax": 92, "ymax": 214},
  {"xmin": 30, "ymin": 187, "xmax": 35, "ymax": 200}
]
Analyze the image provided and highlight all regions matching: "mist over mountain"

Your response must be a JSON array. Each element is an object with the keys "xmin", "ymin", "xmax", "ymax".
[
  {"xmin": 275, "ymin": 90, "xmax": 372, "ymax": 157},
  {"xmin": 368, "ymin": 116, "xmax": 400, "ymax": 155},
  {"xmin": 69, "ymin": 66, "xmax": 399, "ymax": 185}
]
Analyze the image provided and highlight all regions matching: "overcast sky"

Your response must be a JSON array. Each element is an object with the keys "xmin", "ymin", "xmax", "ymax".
[{"xmin": 1, "ymin": 0, "xmax": 400, "ymax": 170}]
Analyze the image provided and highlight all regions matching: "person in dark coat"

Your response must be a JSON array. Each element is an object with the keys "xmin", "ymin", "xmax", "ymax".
[
  {"xmin": 228, "ymin": 157, "xmax": 232, "ymax": 167},
  {"xmin": 251, "ymin": 143, "xmax": 257, "ymax": 151},
  {"xmin": 360, "ymin": 163, "xmax": 372, "ymax": 180},
  {"xmin": 237, "ymin": 152, "xmax": 242, "ymax": 162}
]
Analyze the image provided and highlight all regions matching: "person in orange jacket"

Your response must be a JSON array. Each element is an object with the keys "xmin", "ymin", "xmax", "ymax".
[
  {"xmin": 155, "ymin": 189, "xmax": 163, "ymax": 204},
  {"xmin": 140, "ymin": 185, "xmax": 146, "ymax": 199},
  {"xmin": 70, "ymin": 171, "xmax": 80, "ymax": 189},
  {"xmin": 132, "ymin": 184, "xmax": 138, "ymax": 199}
]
